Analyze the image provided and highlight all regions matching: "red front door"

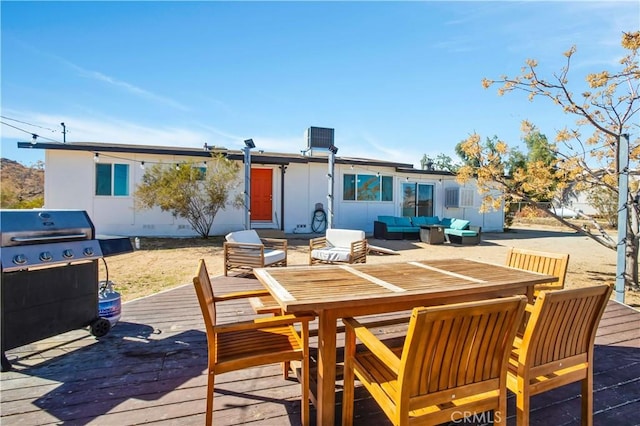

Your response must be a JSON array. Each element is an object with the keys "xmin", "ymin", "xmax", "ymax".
[{"xmin": 251, "ymin": 168, "xmax": 273, "ymax": 221}]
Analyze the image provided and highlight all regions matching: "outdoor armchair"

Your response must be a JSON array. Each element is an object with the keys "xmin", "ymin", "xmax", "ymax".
[
  {"xmin": 341, "ymin": 296, "xmax": 527, "ymax": 426},
  {"xmin": 192, "ymin": 259, "xmax": 313, "ymax": 426},
  {"xmin": 506, "ymin": 247, "xmax": 569, "ymax": 298},
  {"xmin": 309, "ymin": 228, "xmax": 367, "ymax": 265},
  {"xmin": 507, "ymin": 284, "xmax": 612, "ymax": 425},
  {"xmin": 223, "ymin": 229, "xmax": 287, "ymax": 276}
]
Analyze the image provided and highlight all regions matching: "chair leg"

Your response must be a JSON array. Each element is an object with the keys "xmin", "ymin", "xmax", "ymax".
[
  {"xmin": 341, "ymin": 327, "xmax": 356, "ymax": 426},
  {"xmin": 301, "ymin": 322, "xmax": 310, "ymax": 426},
  {"xmin": 516, "ymin": 387, "xmax": 530, "ymax": 426},
  {"xmin": 205, "ymin": 371, "xmax": 215, "ymax": 426},
  {"xmin": 282, "ymin": 361, "xmax": 290, "ymax": 379},
  {"xmin": 582, "ymin": 372, "xmax": 593, "ymax": 426},
  {"xmin": 496, "ymin": 393, "xmax": 507, "ymax": 426}
]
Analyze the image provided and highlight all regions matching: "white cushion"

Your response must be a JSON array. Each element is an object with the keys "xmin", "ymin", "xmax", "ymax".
[
  {"xmin": 325, "ymin": 229, "xmax": 365, "ymax": 248},
  {"xmin": 311, "ymin": 247, "xmax": 352, "ymax": 263},
  {"xmin": 225, "ymin": 230, "xmax": 262, "ymax": 245},
  {"xmin": 263, "ymin": 249, "xmax": 286, "ymax": 266}
]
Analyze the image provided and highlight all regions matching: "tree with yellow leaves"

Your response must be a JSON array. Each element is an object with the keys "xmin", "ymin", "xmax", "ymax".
[{"xmin": 458, "ymin": 31, "xmax": 640, "ymax": 292}]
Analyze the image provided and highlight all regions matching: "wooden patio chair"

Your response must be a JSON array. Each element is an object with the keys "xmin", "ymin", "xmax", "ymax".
[
  {"xmin": 309, "ymin": 228, "xmax": 367, "ymax": 265},
  {"xmin": 192, "ymin": 259, "xmax": 313, "ymax": 426},
  {"xmin": 341, "ymin": 295, "xmax": 527, "ymax": 426},
  {"xmin": 223, "ymin": 229, "xmax": 287, "ymax": 276},
  {"xmin": 506, "ymin": 247, "xmax": 570, "ymax": 298},
  {"xmin": 507, "ymin": 284, "xmax": 612, "ymax": 426}
]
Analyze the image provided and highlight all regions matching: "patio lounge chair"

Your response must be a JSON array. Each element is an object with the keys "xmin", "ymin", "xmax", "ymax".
[
  {"xmin": 508, "ymin": 284, "xmax": 612, "ymax": 425},
  {"xmin": 341, "ymin": 296, "xmax": 527, "ymax": 426},
  {"xmin": 309, "ymin": 228, "xmax": 367, "ymax": 265},
  {"xmin": 223, "ymin": 229, "xmax": 287, "ymax": 276},
  {"xmin": 192, "ymin": 259, "xmax": 313, "ymax": 426}
]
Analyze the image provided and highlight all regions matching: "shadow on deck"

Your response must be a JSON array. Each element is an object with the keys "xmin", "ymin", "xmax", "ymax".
[{"xmin": 1, "ymin": 276, "xmax": 639, "ymax": 425}]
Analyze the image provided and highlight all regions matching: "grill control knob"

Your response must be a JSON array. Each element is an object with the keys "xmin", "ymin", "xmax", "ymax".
[
  {"xmin": 12, "ymin": 254, "xmax": 27, "ymax": 265},
  {"xmin": 62, "ymin": 249, "xmax": 74, "ymax": 259},
  {"xmin": 83, "ymin": 247, "xmax": 94, "ymax": 257},
  {"xmin": 40, "ymin": 251, "xmax": 53, "ymax": 262}
]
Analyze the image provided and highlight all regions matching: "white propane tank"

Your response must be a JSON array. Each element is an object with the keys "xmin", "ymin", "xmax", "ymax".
[{"xmin": 98, "ymin": 280, "xmax": 122, "ymax": 327}]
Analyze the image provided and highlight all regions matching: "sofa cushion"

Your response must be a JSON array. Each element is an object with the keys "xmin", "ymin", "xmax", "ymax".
[
  {"xmin": 377, "ymin": 216, "xmax": 397, "ymax": 226},
  {"xmin": 440, "ymin": 217, "xmax": 454, "ymax": 227},
  {"xmin": 395, "ymin": 216, "xmax": 413, "ymax": 227},
  {"xmin": 413, "ymin": 216, "xmax": 440, "ymax": 226},
  {"xmin": 225, "ymin": 229, "xmax": 262, "ymax": 244},
  {"xmin": 450, "ymin": 219, "xmax": 470, "ymax": 230},
  {"xmin": 326, "ymin": 229, "xmax": 365, "ymax": 248},
  {"xmin": 311, "ymin": 247, "xmax": 352, "ymax": 263},
  {"xmin": 444, "ymin": 228, "xmax": 477, "ymax": 237},
  {"xmin": 385, "ymin": 226, "xmax": 407, "ymax": 233}
]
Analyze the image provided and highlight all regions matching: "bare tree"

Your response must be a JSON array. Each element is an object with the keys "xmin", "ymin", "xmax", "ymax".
[{"xmin": 458, "ymin": 31, "xmax": 640, "ymax": 291}]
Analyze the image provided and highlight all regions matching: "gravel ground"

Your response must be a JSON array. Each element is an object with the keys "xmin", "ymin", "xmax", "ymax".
[{"xmin": 102, "ymin": 223, "xmax": 638, "ymax": 308}]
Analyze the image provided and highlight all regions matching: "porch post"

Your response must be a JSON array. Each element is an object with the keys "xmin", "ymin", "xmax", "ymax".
[
  {"xmin": 243, "ymin": 139, "xmax": 255, "ymax": 230},
  {"xmin": 615, "ymin": 134, "xmax": 629, "ymax": 303},
  {"xmin": 327, "ymin": 145, "xmax": 338, "ymax": 229}
]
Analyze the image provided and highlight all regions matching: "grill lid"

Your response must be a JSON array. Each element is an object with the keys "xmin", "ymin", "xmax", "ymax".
[{"xmin": 1, "ymin": 209, "xmax": 95, "ymax": 247}]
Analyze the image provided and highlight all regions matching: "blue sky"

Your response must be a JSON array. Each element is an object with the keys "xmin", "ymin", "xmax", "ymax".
[{"xmin": 1, "ymin": 1, "xmax": 637, "ymax": 168}]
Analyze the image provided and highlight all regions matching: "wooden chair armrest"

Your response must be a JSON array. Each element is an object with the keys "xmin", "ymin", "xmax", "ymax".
[
  {"xmin": 215, "ymin": 314, "xmax": 315, "ymax": 334},
  {"xmin": 309, "ymin": 236, "xmax": 327, "ymax": 250},
  {"xmin": 343, "ymin": 317, "xmax": 401, "ymax": 374},
  {"xmin": 261, "ymin": 238, "xmax": 288, "ymax": 251},
  {"xmin": 215, "ymin": 289, "xmax": 271, "ymax": 302},
  {"xmin": 224, "ymin": 241, "xmax": 265, "ymax": 251}
]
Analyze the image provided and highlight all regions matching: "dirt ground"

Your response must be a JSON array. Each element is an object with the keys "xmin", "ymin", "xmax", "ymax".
[{"xmin": 100, "ymin": 223, "xmax": 639, "ymax": 309}]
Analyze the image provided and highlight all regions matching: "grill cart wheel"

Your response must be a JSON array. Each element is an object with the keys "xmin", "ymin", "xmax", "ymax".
[{"xmin": 90, "ymin": 318, "xmax": 111, "ymax": 337}]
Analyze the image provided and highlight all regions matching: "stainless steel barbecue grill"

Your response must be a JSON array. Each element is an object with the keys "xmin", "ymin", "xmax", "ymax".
[{"xmin": 0, "ymin": 209, "xmax": 133, "ymax": 371}]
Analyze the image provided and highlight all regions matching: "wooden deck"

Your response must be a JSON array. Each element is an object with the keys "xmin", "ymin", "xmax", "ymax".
[{"xmin": 1, "ymin": 276, "xmax": 639, "ymax": 425}]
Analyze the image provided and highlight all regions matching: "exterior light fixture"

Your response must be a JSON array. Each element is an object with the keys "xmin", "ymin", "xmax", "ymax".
[
  {"xmin": 328, "ymin": 145, "xmax": 338, "ymax": 154},
  {"xmin": 94, "ymin": 153, "xmax": 100, "ymax": 162},
  {"xmin": 244, "ymin": 138, "xmax": 255, "ymax": 149},
  {"xmin": 31, "ymin": 134, "xmax": 38, "ymax": 145},
  {"xmin": 140, "ymin": 161, "xmax": 145, "ymax": 170}
]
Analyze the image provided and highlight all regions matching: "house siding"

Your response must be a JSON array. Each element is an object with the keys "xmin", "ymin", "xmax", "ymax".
[{"xmin": 42, "ymin": 147, "xmax": 505, "ymax": 237}]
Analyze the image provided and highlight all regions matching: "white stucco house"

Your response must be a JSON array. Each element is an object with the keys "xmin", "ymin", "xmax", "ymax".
[{"xmin": 18, "ymin": 134, "xmax": 505, "ymax": 237}]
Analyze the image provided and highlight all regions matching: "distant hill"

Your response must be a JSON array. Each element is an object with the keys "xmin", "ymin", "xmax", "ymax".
[{"xmin": 0, "ymin": 158, "xmax": 45, "ymax": 208}]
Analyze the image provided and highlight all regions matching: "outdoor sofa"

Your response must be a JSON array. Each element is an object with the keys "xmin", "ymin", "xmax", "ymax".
[{"xmin": 373, "ymin": 215, "xmax": 481, "ymax": 244}]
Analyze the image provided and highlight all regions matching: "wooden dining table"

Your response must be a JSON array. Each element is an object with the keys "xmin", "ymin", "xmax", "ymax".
[{"xmin": 253, "ymin": 258, "xmax": 557, "ymax": 424}]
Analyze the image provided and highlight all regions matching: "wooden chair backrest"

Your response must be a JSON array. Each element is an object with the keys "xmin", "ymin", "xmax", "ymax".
[
  {"xmin": 193, "ymin": 259, "xmax": 217, "ymax": 337},
  {"xmin": 520, "ymin": 284, "xmax": 611, "ymax": 368},
  {"xmin": 506, "ymin": 247, "xmax": 569, "ymax": 289},
  {"xmin": 398, "ymin": 296, "xmax": 527, "ymax": 406}
]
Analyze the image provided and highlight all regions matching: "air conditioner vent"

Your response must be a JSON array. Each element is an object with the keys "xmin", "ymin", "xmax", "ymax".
[{"xmin": 306, "ymin": 126, "xmax": 334, "ymax": 150}]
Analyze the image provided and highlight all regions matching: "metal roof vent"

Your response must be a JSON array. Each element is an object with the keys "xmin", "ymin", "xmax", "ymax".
[{"xmin": 305, "ymin": 126, "xmax": 334, "ymax": 156}]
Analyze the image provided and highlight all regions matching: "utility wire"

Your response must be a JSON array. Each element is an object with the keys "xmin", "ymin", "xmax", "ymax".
[
  {"xmin": 0, "ymin": 115, "xmax": 58, "ymax": 133},
  {"xmin": 0, "ymin": 121, "xmax": 62, "ymax": 143}
]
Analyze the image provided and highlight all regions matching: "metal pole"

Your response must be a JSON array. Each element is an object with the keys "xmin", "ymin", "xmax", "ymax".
[
  {"xmin": 615, "ymin": 134, "xmax": 629, "ymax": 303},
  {"xmin": 327, "ymin": 149, "xmax": 336, "ymax": 229},
  {"xmin": 243, "ymin": 147, "xmax": 252, "ymax": 230},
  {"xmin": 60, "ymin": 122, "xmax": 66, "ymax": 143}
]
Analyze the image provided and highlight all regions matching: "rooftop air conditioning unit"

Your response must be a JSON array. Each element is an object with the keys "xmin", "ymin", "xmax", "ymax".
[{"xmin": 305, "ymin": 126, "xmax": 334, "ymax": 156}]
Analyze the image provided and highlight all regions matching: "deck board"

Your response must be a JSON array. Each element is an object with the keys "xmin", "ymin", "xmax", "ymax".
[{"xmin": 1, "ymin": 276, "xmax": 639, "ymax": 425}]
